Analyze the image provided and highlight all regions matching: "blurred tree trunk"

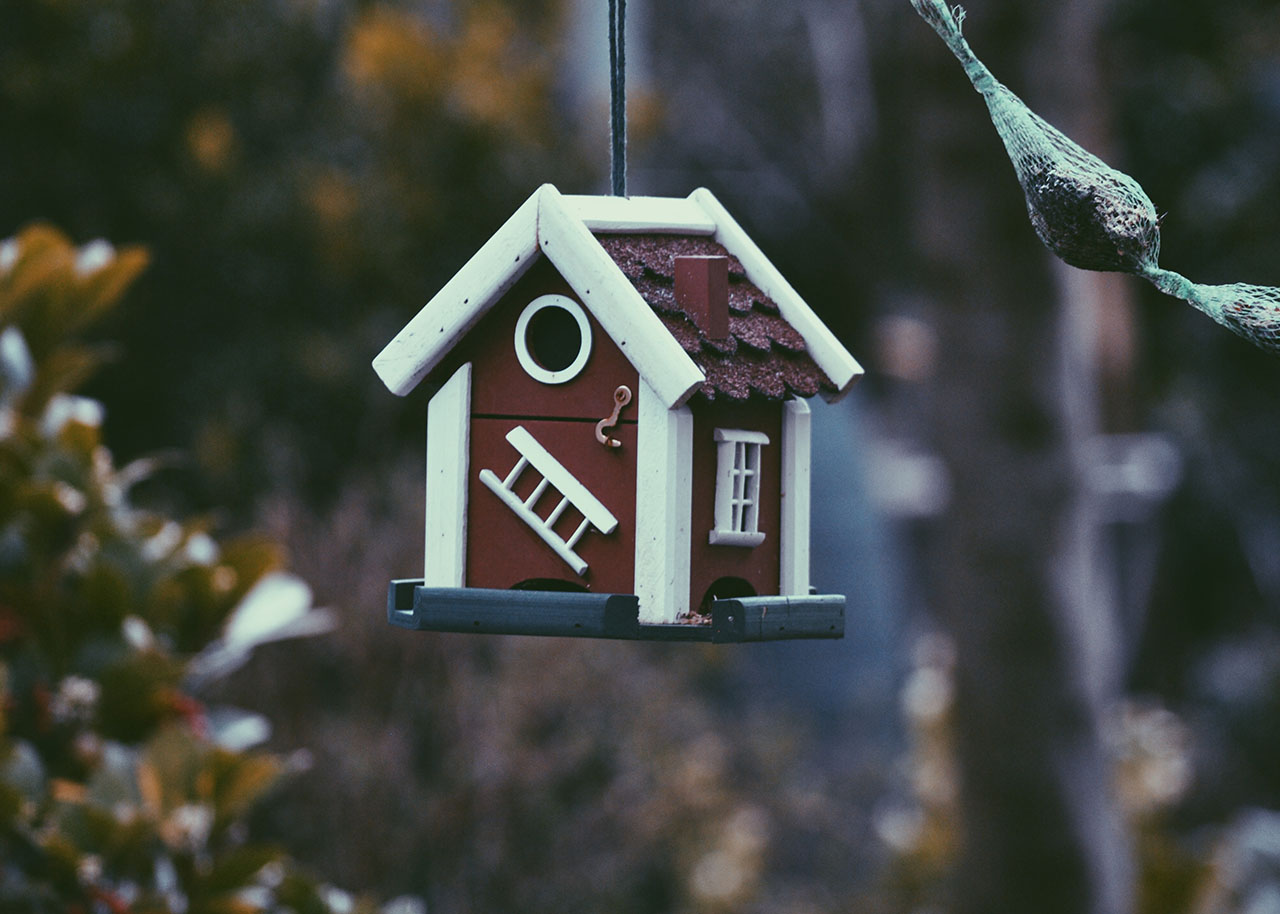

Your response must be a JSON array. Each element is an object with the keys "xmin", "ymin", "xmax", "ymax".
[{"xmin": 907, "ymin": 0, "xmax": 1134, "ymax": 911}]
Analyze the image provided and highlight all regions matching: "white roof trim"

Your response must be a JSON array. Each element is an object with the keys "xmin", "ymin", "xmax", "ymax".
[
  {"xmin": 373, "ymin": 188, "xmax": 541, "ymax": 397},
  {"xmin": 373, "ymin": 184, "xmax": 860, "ymax": 406},
  {"xmin": 536, "ymin": 186, "xmax": 705, "ymax": 409},
  {"xmin": 688, "ymin": 187, "xmax": 865, "ymax": 400},
  {"xmin": 562, "ymin": 194, "xmax": 717, "ymax": 234}
]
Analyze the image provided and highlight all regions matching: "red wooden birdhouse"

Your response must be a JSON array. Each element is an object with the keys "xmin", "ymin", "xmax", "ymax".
[{"xmin": 375, "ymin": 185, "xmax": 863, "ymax": 641}]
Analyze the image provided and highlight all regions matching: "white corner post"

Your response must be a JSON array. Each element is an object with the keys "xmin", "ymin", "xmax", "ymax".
[
  {"xmin": 634, "ymin": 379, "xmax": 693, "ymax": 623},
  {"xmin": 780, "ymin": 398, "xmax": 812, "ymax": 596},
  {"xmin": 424, "ymin": 362, "xmax": 471, "ymax": 586}
]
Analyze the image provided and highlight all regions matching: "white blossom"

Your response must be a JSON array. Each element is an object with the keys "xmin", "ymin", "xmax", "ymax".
[
  {"xmin": 50, "ymin": 676, "xmax": 100, "ymax": 725},
  {"xmin": 74, "ymin": 239, "xmax": 115, "ymax": 275}
]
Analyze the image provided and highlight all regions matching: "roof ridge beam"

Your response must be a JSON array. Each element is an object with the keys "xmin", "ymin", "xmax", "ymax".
[{"xmin": 562, "ymin": 194, "xmax": 718, "ymax": 234}]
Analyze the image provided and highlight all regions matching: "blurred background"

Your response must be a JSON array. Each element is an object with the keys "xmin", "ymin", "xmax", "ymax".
[{"xmin": 2, "ymin": 0, "xmax": 1280, "ymax": 911}]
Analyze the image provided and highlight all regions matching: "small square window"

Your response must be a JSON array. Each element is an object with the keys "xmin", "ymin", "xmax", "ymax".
[{"xmin": 709, "ymin": 428, "xmax": 769, "ymax": 547}]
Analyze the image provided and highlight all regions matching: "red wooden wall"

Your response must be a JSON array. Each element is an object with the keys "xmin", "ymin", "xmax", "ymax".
[
  {"xmin": 687, "ymin": 399, "xmax": 783, "ymax": 611},
  {"xmin": 448, "ymin": 258, "xmax": 640, "ymax": 593}
]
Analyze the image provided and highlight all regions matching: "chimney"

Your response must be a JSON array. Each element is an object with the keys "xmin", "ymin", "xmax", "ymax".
[{"xmin": 675, "ymin": 255, "xmax": 730, "ymax": 339}]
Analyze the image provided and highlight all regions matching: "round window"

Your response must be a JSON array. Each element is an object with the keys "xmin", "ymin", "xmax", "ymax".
[{"xmin": 514, "ymin": 295, "xmax": 593, "ymax": 384}]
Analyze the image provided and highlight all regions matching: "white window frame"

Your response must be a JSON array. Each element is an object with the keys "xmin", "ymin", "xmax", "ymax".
[
  {"xmin": 709, "ymin": 428, "xmax": 769, "ymax": 547},
  {"xmin": 513, "ymin": 294, "xmax": 593, "ymax": 385}
]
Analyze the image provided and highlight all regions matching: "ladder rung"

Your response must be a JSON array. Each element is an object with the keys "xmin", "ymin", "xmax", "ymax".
[
  {"xmin": 525, "ymin": 476, "xmax": 551, "ymax": 511},
  {"xmin": 502, "ymin": 456, "xmax": 529, "ymax": 489},
  {"xmin": 545, "ymin": 495, "xmax": 571, "ymax": 527},
  {"xmin": 565, "ymin": 517, "xmax": 592, "ymax": 550}
]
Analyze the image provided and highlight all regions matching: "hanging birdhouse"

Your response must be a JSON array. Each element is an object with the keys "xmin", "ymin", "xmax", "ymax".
[{"xmin": 374, "ymin": 185, "xmax": 862, "ymax": 641}]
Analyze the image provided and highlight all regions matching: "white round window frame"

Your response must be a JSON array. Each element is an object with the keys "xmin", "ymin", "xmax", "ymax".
[{"xmin": 513, "ymin": 294, "xmax": 593, "ymax": 385}]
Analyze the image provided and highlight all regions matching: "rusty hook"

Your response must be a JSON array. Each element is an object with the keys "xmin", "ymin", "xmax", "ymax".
[{"xmin": 595, "ymin": 385, "xmax": 633, "ymax": 448}]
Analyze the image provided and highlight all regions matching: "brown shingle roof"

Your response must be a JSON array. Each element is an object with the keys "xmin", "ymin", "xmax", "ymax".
[{"xmin": 595, "ymin": 234, "xmax": 835, "ymax": 402}]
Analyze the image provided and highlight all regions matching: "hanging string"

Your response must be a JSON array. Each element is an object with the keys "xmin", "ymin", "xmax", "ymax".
[{"xmin": 608, "ymin": 0, "xmax": 627, "ymax": 197}]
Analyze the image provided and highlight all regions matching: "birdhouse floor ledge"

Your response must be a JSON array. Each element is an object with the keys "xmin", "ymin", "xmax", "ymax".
[{"xmin": 387, "ymin": 581, "xmax": 844, "ymax": 642}]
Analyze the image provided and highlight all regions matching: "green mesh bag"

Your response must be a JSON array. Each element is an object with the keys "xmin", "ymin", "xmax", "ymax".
[{"xmin": 911, "ymin": 0, "xmax": 1280, "ymax": 354}]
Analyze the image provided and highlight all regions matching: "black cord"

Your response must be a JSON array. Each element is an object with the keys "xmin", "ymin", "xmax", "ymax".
[{"xmin": 609, "ymin": 0, "xmax": 627, "ymax": 197}]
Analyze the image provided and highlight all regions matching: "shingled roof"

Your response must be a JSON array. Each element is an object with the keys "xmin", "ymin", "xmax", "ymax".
[{"xmin": 596, "ymin": 234, "xmax": 836, "ymax": 402}]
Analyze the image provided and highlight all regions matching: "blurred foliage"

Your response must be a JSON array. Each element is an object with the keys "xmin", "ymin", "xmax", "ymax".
[
  {"xmin": 877, "ymin": 631, "xmax": 1280, "ymax": 914},
  {"xmin": 0, "ymin": 0, "xmax": 586, "ymax": 511},
  {"xmin": 0, "ymin": 224, "xmax": 382, "ymax": 914},
  {"xmin": 1, "ymin": 4, "xmax": 893, "ymax": 911},
  {"xmin": 1109, "ymin": 0, "xmax": 1280, "ymax": 830},
  {"xmin": 873, "ymin": 634, "xmax": 960, "ymax": 912},
  {"xmin": 2, "ymin": 0, "xmax": 1279, "ymax": 911}
]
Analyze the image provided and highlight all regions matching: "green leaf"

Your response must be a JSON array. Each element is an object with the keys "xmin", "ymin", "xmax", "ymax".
[
  {"xmin": 210, "ymin": 748, "xmax": 282, "ymax": 826},
  {"xmin": 73, "ymin": 246, "xmax": 149, "ymax": 329},
  {"xmin": 97, "ymin": 652, "xmax": 185, "ymax": 743},
  {"xmin": 199, "ymin": 844, "xmax": 283, "ymax": 895}
]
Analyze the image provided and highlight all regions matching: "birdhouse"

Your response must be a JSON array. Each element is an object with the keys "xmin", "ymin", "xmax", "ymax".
[{"xmin": 375, "ymin": 185, "xmax": 863, "ymax": 641}]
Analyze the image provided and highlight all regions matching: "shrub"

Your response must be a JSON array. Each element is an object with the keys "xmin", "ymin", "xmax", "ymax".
[{"xmin": 0, "ymin": 224, "xmax": 374, "ymax": 914}]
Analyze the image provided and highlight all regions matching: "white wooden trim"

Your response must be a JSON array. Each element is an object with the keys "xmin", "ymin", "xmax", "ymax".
[
  {"xmin": 708, "ymin": 529, "xmax": 766, "ymax": 547},
  {"xmin": 713, "ymin": 428, "xmax": 770, "ymax": 445},
  {"xmin": 688, "ymin": 187, "xmax": 865, "ymax": 400},
  {"xmin": 634, "ymin": 380, "xmax": 693, "ymax": 623},
  {"xmin": 536, "ymin": 185, "xmax": 706, "ymax": 410},
  {"xmin": 424, "ymin": 362, "xmax": 471, "ymax": 585},
  {"xmin": 562, "ymin": 194, "xmax": 718, "ymax": 234},
  {"xmin": 780, "ymin": 398, "xmax": 811, "ymax": 596},
  {"xmin": 373, "ymin": 187, "xmax": 544, "ymax": 397},
  {"xmin": 513, "ymin": 294, "xmax": 593, "ymax": 384}
]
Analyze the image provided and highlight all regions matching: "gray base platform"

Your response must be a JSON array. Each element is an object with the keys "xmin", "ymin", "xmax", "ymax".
[{"xmin": 387, "ymin": 580, "xmax": 844, "ymax": 642}]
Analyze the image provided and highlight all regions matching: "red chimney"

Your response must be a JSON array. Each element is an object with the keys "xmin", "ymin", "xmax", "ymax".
[{"xmin": 675, "ymin": 255, "xmax": 730, "ymax": 339}]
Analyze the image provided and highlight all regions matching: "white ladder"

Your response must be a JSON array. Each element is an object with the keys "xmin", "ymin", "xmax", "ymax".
[{"xmin": 478, "ymin": 426, "xmax": 618, "ymax": 576}]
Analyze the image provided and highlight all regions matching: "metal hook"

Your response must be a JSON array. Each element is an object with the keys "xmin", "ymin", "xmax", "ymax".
[{"xmin": 595, "ymin": 385, "xmax": 632, "ymax": 448}]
